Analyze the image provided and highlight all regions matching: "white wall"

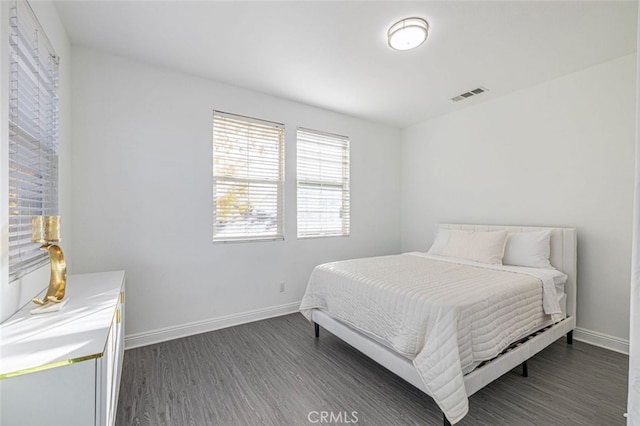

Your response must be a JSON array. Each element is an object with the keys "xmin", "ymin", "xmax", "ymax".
[
  {"xmin": 0, "ymin": 1, "xmax": 72, "ymax": 323},
  {"xmin": 401, "ymin": 54, "xmax": 636, "ymax": 349},
  {"xmin": 70, "ymin": 47, "xmax": 401, "ymax": 343}
]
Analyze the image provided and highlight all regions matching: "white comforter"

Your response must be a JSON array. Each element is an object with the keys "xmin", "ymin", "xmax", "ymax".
[{"xmin": 299, "ymin": 253, "xmax": 564, "ymax": 424}]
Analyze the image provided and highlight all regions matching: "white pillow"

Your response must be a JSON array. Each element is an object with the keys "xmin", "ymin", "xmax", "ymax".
[
  {"xmin": 441, "ymin": 229, "xmax": 508, "ymax": 265},
  {"xmin": 427, "ymin": 229, "xmax": 450, "ymax": 255},
  {"xmin": 503, "ymin": 230, "xmax": 553, "ymax": 269}
]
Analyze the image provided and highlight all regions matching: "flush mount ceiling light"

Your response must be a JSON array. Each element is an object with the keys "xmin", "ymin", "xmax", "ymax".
[{"xmin": 387, "ymin": 17, "xmax": 429, "ymax": 51}]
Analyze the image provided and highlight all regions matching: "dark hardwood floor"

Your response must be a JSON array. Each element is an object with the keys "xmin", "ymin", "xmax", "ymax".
[{"xmin": 116, "ymin": 314, "xmax": 628, "ymax": 426}]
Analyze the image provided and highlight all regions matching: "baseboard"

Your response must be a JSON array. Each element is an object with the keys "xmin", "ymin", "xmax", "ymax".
[
  {"xmin": 124, "ymin": 301, "xmax": 301, "ymax": 349},
  {"xmin": 574, "ymin": 327, "xmax": 629, "ymax": 355},
  {"xmin": 125, "ymin": 306, "xmax": 630, "ymax": 355}
]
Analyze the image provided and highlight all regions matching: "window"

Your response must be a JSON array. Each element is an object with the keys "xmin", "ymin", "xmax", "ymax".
[
  {"xmin": 8, "ymin": 0, "xmax": 60, "ymax": 281},
  {"xmin": 297, "ymin": 128, "xmax": 350, "ymax": 238},
  {"xmin": 213, "ymin": 111, "xmax": 284, "ymax": 242}
]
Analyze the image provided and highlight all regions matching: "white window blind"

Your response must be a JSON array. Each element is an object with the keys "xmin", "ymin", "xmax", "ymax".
[
  {"xmin": 297, "ymin": 128, "xmax": 350, "ymax": 238},
  {"xmin": 8, "ymin": 0, "xmax": 59, "ymax": 281},
  {"xmin": 213, "ymin": 111, "xmax": 285, "ymax": 242}
]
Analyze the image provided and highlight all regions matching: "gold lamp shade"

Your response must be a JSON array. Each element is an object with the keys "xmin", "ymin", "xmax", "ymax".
[{"xmin": 32, "ymin": 216, "xmax": 61, "ymax": 243}]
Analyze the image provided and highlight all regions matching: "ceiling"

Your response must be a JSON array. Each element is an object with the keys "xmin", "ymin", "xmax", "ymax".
[{"xmin": 54, "ymin": 1, "xmax": 637, "ymax": 128}]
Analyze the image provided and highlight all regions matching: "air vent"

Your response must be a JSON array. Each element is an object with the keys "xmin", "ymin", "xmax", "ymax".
[{"xmin": 451, "ymin": 87, "xmax": 488, "ymax": 102}]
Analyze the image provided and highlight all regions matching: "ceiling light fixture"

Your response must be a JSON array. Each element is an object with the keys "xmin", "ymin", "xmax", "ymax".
[{"xmin": 387, "ymin": 17, "xmax": 429, "ymax": 51}]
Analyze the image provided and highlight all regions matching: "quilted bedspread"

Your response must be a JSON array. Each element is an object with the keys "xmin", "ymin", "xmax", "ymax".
[{"xmin": 299, "ymin": 253, "xmax": 562, "ymax": 424}]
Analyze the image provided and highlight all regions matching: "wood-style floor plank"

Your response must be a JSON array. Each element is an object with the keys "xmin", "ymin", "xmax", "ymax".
[{"xmin": 116, "ymin": 314, "xmax": 628, "ymax": 425}]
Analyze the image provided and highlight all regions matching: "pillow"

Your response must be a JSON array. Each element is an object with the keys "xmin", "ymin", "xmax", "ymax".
[
  {"xmin": 427, "ymin": 229, "xmax": 450, "ymax": 255},
  {"xmin": 502, "ymin": 230, "xmax": 553, "ymax": 269},
  {"xmin": 441, "ymin": 229, "xmax": 508, "ymax": 265}
]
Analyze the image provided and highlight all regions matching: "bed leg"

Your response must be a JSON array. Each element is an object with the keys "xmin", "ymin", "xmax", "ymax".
[
  {"xmin": 443, "ymin": 413, "xmax": 452, "ymax": 426},
  {"xmin": 314, "ymin": 322, "xmax": 319, "ymax": 338},
  {"xmin": 522, "ymin": 360, "xmax": 528, "ymax": 378},
  {"xmin": 567, "ymin": 330, "xmax": 573, "ymax": 345}
]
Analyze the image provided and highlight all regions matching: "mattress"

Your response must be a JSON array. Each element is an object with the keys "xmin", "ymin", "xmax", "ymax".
[
  {"xmin": 424, "ymin": 253, "xmax": 568, "ymax": 315},
  {"xmin": 299, "ymin": 253, "xmax": 565, "ymax": 424}
]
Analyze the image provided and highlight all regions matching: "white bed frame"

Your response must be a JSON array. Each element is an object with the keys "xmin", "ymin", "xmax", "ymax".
[{"xmin": 310, "ymin": 224, "xmax": 577, "ymax": 424}]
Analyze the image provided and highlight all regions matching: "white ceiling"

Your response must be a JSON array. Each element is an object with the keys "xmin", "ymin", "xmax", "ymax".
[{"xmin": 54, "ymin": 1, "xmax": 637, "ymax": 128}]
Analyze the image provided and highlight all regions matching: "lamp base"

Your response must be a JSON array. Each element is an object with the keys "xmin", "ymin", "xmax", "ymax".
[{"xmin": 30, "ymin": 298, "xmax": 69, "ymax": 315}]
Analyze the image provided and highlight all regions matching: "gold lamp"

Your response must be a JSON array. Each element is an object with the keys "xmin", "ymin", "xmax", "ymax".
[{"xmin": 31, "ymin": 216, "xmax": 67, "ymax": 307}]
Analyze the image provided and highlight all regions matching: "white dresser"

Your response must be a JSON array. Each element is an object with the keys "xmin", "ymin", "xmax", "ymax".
[{"xmin": 0, "ymin": 271, "xmax": 126, "ymax": 426}]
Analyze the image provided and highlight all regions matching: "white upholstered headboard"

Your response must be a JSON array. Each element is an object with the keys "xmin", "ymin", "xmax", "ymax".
[{"xmin": 437, "ymin": 224, "xmax": 577, "ymax": 319}]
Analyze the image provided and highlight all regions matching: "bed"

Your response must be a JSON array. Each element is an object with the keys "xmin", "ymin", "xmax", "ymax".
[{"xmin": 299, "ymin": 224, "xmax": 577, "ymax": 425}]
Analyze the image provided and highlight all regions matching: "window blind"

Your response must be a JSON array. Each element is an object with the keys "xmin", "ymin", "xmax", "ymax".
[
  {"xmin": 213, "ymin": 111, "xmax": 285, "ymax": 242},
  {"xmin": 297, "ymin": 128, "xmax": 350, "ymax": 238},
  {"xmin": 8, "ymin": 0, "xmax": 59, "ymax": 281}
]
